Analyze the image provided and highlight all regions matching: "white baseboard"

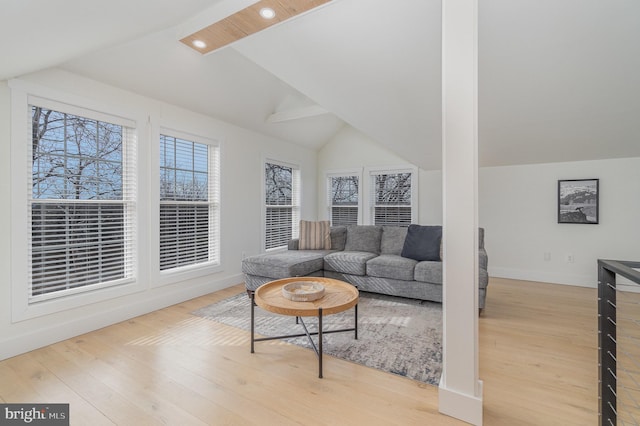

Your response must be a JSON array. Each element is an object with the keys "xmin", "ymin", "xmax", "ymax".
[
  {"xmin": 489, "ymin": 266, "xmax": 597, "ymax": 288},
  {"xmin": 439, "ymin": 380, "xmax": 484, "ymax": 425},
  {"xmin": 0, "ymin": 273, "xmax": 244, "ymax": 361}
]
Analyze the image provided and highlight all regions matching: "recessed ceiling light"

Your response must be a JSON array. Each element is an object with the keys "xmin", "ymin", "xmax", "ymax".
[
  {"xmin": 259, "ymin": 7, "xmax": 276, "ymax": 19},
  {"xmin": 192, "ymin": 40, "xmax": 207, "ymax": 49}
]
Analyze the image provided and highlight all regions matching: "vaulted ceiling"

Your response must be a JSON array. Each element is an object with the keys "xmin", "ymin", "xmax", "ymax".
[{"xmin": 2, "ymin": 0, "xmax": 639, "ymax": 170}]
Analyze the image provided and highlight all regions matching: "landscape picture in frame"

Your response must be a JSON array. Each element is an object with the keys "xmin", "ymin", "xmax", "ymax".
[{"xmin": 558, "ymin": 179, "xmax": 599, "ymax": 224}]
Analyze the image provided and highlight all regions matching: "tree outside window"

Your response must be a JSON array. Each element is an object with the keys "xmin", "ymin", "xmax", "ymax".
[
  {"xmin": 265, "ymin": 162, "xmax": 299, "ymax": 250},
  {"xmin": 329, "ymin": 175, "xmax": 359, "ymax": 226},
  {"xmin": 372, "ymin": 172, "xmax": 413, "ymax": 226},
  {"xmin": 159, "ymin": 134, "xmax": 218, "ymax": 271},
  {"xmin": 30, "ymin": 106, "xmax": 133, "ymax": 299}
]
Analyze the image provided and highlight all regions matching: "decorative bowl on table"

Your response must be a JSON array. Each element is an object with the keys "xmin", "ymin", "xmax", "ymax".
[{"xmin": 282, "ymin": 281, "xmax": 325, "ymax": 302}]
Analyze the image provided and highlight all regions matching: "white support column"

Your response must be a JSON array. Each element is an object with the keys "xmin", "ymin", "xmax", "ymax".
[{"xmin": 439, "ymin": 0, "xmax": 483, "ymax": 425}]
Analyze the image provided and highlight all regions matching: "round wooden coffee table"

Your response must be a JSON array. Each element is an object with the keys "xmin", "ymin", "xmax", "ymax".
[{"xmin": 250, "ymin": 277, "xmax": 359, "ymax": 378}]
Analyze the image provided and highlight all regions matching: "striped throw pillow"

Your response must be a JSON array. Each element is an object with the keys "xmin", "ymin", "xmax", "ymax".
[{"xmin": 299, "ymin": 220, "xmax": 331, "ymax": 250}]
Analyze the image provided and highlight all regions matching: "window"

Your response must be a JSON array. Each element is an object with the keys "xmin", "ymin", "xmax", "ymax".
[
  {"xmin": 370, "ymin": 170, "xmax": 415, "ymax": 226},
  {"xmin": 159, "ymin": 133, "xmax": 219, "ymax": 271},
  {"xmin": 328, "ymin": 174, "xmax": 360, "ymax": 226},
  {"xmin": 29, "ymin": 104, "xmax": 136, "ymax": 302},
  {"xmin": 265, "ymin": 161, "xmax": 300, "ymax": 250}
]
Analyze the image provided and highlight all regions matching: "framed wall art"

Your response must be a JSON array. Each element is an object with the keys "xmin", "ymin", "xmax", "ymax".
[{"xmin": 557, "ymin": 179, "xmax": 599, "ymax": 224}]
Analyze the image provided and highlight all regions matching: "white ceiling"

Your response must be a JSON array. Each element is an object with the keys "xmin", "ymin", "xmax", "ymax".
[
  {"xmin": 2, "ymin": 0, "xmax": 639, "ymax": 170},
  {"xmin": 0, "ymin": 0, "xmax": 220, "ymax": 79}
]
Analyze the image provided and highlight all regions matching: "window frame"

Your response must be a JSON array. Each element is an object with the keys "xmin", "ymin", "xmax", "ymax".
[
  {"xmin": 263, "ymin": 159, "xmax": 300, "ymax": 252},
  {"xmin": 10, "ymin": 82, "xmax": 144, "ymax": 321},
  {"xmin": 365, "ymin": 165, "xmax": 418, "ymax": 226},
  {"xmin": 157, "ymin": 129, "xmax": 221, "ymax": 276},
  {"xmin": 326, "ymin": 169, "xmax": 362, "ymax": 226}
]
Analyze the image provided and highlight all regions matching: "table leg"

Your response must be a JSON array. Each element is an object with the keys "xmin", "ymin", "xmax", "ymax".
[
  {"xmin": 355, "ymin": 303, "xmax": 358, "ymax": 340},
  {"xmin": 318, "ymin": 307, "xmax": 323, "ymax": 379},
  {"xmin": 250, "ymin": 291, "xmax": 255, "ymax": 353}
]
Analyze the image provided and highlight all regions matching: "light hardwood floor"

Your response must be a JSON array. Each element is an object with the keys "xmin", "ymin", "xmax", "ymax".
[{"xmin": 0, "ymin": 278, "xmax": 598, "ymax": 425}]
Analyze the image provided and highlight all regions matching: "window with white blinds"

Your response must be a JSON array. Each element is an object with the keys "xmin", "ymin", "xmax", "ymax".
[
  {"xmin": 370, "ymin": 171, "xmax": 414, "ymax": 227},
  {"xmin": 328, "ymin": 175, "xmax": 359, "ymax": 226},
  {"xmin": 29, "ymin": 104, "xmax": 136, "ymax": 302},
  {"xmin": 159, "ymin": 134, "xmax": 219, "ymax": 271},
  {"xmin": 265, "ymin": 161, "xmax": 300, "ymax": 250}
]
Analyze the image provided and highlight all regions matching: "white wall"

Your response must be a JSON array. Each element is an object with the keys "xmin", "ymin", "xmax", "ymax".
[
  {"xmin": 317, "ymin": 125, "xmax": 442, "ymax": 224},
  {"xmin": 480, "ymin": 158, "xmax": 640, "ymax": 287},
  {"xmin": 318, "ymin": 127, "xmax": 640, "ymax": 288},
  {"xmin": 0, "ymin": 69, "xmax": 318, "ymax": 360}
]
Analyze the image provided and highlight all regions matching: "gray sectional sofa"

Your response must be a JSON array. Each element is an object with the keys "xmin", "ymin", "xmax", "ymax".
[{"xmin": 242, "ymin": 225, "xmax": 489, "ymax": 309}]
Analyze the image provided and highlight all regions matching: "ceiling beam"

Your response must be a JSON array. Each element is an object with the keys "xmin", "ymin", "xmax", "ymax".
[
  {"xmin": 266, "ymin": 104, "xmax": 330, "ymax": 123},
  {"xmin": 180, "ymin": 0, "xmax": 332, "ymax": 54}
]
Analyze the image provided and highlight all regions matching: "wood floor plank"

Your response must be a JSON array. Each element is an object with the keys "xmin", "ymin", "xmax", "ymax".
[
  {"xmin": 50, "ymin": 338, "xmax": 210, "ymax": 425},
  {"xmin": 480, "ymin": 278, "xmax": 598, "ymax": 425},
  {"xmin": 2, "ymin": 353, "xmax": 114, "ymax": 425},
  {"xmin": 28, "ymin": 346, "xmax": 146, "ymax": 426},
  {"xmin": 0, "ymin": 278, "xmax": 600, "ymax": 425}
]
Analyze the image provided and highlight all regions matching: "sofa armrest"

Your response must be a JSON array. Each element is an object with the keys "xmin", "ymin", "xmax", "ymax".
[
  {"xmin": 479, "ymin": 248, "xmax": 488, "ymax": 270},
  {"xmin": 288, "ymin": 239, "xmax": 300, "ymax": 250}
]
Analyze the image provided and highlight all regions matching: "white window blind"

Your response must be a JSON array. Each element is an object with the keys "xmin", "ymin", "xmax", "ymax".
[
  {"xmin": 29, "ymin": 104, "xmax": 136, "ymax": 302},
  {"xmin": 328, "ymin": 175, "xmax": 359, "ymax": 226},
  {"xmin": 265, "ymin": 161, "xmax": 300, "ymax": 250},
  {"xmin": 370, "ymin": 171, "xmax": 413, "ymax": 227},
  {"xmin": 159, "ymin": 134, "xmax": 219, "ymax": 271}
]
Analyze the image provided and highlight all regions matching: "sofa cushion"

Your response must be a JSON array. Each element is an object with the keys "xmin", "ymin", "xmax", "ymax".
[
  {"xmin": 401, "ymin": 225, "xmax": 442, "ymax": 261},
  {"xmin": 414, "ymin": 261, "xmax": 442, "ymax": 284},
  {"xmin": 324, "ymin": 251, "xmax": 378, "ymax": 276},
  {"xmin": 367, "ymin": 254, "xmax": 417, "ymax": 281},
  {"xmin": 380, "ymin": 226, "xmax": 408, "ymax": 255},
  {"xmin": 344, "ymin": 225, "xmax": 382, "ymax": 254},
  {"xmin": 330, "ymin": 226, "xmax": 347, "ymax": 251},
  {"xmin": 299, "ymin": 220, "xmax": 331, "ymax": 250},
  {"xmin": 242, "ymin": 251, "xmax": 328, "ymax": 279}
]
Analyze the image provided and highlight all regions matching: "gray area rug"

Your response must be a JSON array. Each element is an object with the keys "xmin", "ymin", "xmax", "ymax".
[{"xmin": 192, "ymin": 291, "xmax": 442, "ymax": 385}]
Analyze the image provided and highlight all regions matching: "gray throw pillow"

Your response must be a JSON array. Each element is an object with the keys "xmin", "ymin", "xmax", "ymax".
[
  {"xmin": 401, "ymin": 225, "xmax": 442, "ymax": 261},
  {"xmin": 344, "ymin": 225, "xmax": 383, "ymax": 254},
  {"xmin": 330, "ymin": 226, "xmax": 347, "ymax": 251},
  {"xmin": 380, "ymin": 226, "xmax": 408, "ymax": 255}
]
